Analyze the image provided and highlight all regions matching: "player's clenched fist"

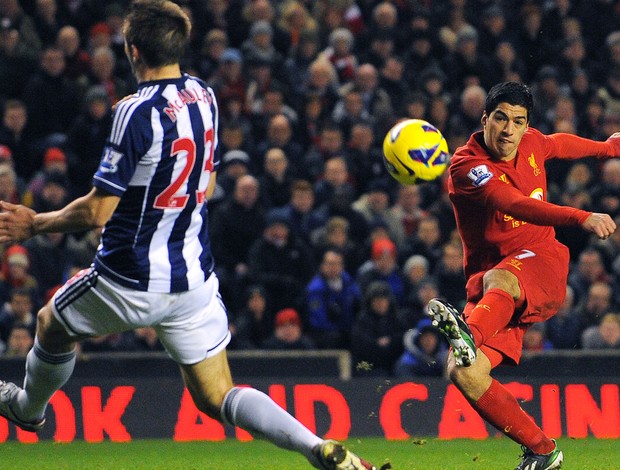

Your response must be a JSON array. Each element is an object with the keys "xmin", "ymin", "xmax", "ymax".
[
  {"xmin": 0, "ymin": 201, "xmax": 36, "ymax": 243},
  {"xmin": 582, "ymin": 212, "xmax": 617, "ymax": 240}
]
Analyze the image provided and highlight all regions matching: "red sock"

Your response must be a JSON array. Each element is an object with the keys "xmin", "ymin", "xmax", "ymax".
[
  {"xmin": 474, "ymin": 379, "xmax": 554, "ymax": 454},
  {"xmin": 468, "ymin": 288, "xmax": 515, "ymax": 348}
]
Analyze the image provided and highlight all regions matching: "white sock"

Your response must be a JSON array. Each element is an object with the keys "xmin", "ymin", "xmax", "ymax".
[
  {"xmin": 221, "ymin": 387, "xmax": 323, "ymax": 464},
  {"xmin": 15, "ymin": 339, "xmax": 76, "ymax": 422}
]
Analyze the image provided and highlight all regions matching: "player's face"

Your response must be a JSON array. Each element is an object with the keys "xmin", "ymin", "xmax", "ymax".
[{"xmin": 481, "ymin": 103, "xmax": 528, "ymax": 161}]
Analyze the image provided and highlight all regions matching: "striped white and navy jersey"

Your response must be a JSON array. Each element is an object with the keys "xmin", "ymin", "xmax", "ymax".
[{"xmin": 92, "ymin": 74, "xmax": 220, "ymax": 293}]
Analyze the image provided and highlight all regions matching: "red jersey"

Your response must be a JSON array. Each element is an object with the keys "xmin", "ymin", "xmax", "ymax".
[{"xmin": 449, "ymin": 128, "xmax": 613, "ymax": 279}]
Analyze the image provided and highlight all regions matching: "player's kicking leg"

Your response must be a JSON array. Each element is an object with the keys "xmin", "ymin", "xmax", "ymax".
[
  {"xmin": 427, "ymin": 298, "xmax": 476, "ymax": 366},
  {"xmin": 180, "ymin": 351, "xmax": 389, "ymax": 470}
]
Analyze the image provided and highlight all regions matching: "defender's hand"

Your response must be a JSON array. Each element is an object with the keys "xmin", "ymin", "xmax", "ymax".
[
  {"xmin": 582, "ymin": 212, "xmax": 616, "ymax": 240},
  {"xmin": 0, "ymin": 201, "xmax": 36, "ymax": 243}
]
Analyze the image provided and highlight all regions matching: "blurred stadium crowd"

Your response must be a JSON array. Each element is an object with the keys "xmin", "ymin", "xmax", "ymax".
[{"xmin": 0, "ymin": 0, "xmax": 618, "ymax": 375}]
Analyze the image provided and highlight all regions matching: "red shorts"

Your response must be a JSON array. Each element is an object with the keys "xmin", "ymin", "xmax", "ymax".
[{"xmin": 463, "ymin": 240, "xmax": 570, "ymax": 366}]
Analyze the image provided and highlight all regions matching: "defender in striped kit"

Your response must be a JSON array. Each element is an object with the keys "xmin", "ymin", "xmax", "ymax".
[{"xmin": 0, "ymin": 2, "xmax": 383, "ymax": 469}]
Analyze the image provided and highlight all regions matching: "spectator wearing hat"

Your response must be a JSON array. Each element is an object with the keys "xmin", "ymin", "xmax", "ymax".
[
  {"xmin": 67, "ymin": 84, "xmax": 113, "ymax": 198},
  {"xmin": 0, "ymin": 245, "xmax": 39, "ymax": 307},
  {"xmin": 247, "ymin": 208, "xmax": 315, "ymax": 313},
  {"xmin": 394, "ymin": 318, "xmax": 448, "ymax": 377},
  {"xmin": 350, "ymin": 280, "xmax": 408, "ymax": 376},
  {"xmin": 238, "ymin": 0, "xmax": 291, "ymax": 57},
  {"xmin": 0, "ymin": 100, "xmax": 38, "ymax": 182},
  {"xmin": 352, "ymin": 179, "xmax": 400, "ymax": 242},
  {"xmin": 231, "ymin": 284, "xmax": 274, "ymax": 349},
  {"xmin": 262, "ymin": 308, "xmax": 316, "ymax": 350},
  {"xmin": 22, "ymin": 147, "xmax": 68, "ymax": 207},
  {"xmin": 356, "ymin": 237, "xmax": 405, "ymax": 307},
  {"xmin": 401, "ymin": 254, "xmax": 431, "ymax": 309},
  {"xmin": 441, "ymin": 24, "xmax": 495, "ymax": 91},
  {"xmin": 31, "ymin": 169, "xmax": 70, "ymax": 213},
  {"xmin": 305, "ymin": 248, "xmax": 361, "ymax": 349},
  {"xmin": 320, "ymin": 27, "xmax": 357, "ymax": 84},
  {"xmin": 477, "ymin": 5, "xmax": 513, "ymax": 58},
  {"xmin": 88, "ymin": 22, "xmax": 112, "ymax": 52},
  {"xmin": 217, "ymin": 149, "xmax": 252, "ymax": 196},
  {"xmin": 241, "ymin": 20, "xmax": 285, "ymax": 87},
  {"xmin": 208, "ymin": 48, "xmax": 248, "ymax": 106},
  {"xmin": 530, "ymin": 65, "xmax": 569, "ymax": 133}
]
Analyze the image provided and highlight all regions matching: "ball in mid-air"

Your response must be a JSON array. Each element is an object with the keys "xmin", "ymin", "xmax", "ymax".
[{"xmin": 382, "ymin": 119, "xmax": 450, "ymax": 185}]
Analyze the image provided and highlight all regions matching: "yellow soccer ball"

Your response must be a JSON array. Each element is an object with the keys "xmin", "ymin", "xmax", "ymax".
[{"xmin": 382, "ymin": 119, "xmax": 450, "ymax": 185}]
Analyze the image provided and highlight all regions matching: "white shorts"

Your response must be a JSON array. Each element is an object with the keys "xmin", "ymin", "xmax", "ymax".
[{"xmin": 51, "ymin": 267, "xmax": 231, "ymax": 365}]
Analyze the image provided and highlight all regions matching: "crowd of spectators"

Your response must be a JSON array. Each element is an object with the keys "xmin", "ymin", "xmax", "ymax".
[{"xmin": 0, "ymin": 0, "xmax": 619, "ymax": 376}]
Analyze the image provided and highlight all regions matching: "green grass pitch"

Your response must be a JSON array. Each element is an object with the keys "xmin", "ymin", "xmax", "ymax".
[{"xmin": 1, "ymin": 437, "xmax": 619, "ymax": 469}]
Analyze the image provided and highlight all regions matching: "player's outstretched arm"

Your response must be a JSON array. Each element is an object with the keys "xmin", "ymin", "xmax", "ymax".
[
  {"xmin": 581, "ymin": 212, "xmax": 617, "ymax": 240},
  {"xmin": 0, "ymin": 187, "xmax": 120, "ymax": 243}
]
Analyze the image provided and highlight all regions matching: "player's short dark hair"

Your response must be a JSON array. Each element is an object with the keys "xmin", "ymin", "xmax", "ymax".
[
  {"xmin": 124, "ymin": 0, "xmax": 191, "ymax": 68},
  {"xmin": 485, "ymin": 82, "xmax": 533, "ymax": 122}
]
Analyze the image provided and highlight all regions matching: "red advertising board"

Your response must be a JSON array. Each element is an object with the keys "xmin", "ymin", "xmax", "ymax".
[{"xmin": 1, "ymin": 377, "xmax": 618, "ymax": 443}]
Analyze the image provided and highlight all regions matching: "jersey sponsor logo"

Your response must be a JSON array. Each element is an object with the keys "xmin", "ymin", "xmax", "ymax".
[
  {"xmin": 100, "ymin": 147, "xmax": 124, "ymax": 173},
  {"xmin": 467, "ymin": 164, "xmax": 493, "ymax": 186}
]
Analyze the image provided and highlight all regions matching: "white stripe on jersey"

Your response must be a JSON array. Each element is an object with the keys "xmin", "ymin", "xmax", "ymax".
[
  {"xmin": 111, "ymin": 86, "xmax": 159, "ymax": 145},
  {"xmin": 145, "ymin": 83, "xmax": 203, "ymax": 292}
]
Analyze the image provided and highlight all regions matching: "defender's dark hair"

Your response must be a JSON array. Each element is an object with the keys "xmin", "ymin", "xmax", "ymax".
[
  {"xmin": 485, "ymin": 82, "xmax": 534, "ymax": 122},
  {"xmin": 124, "ymin": 0, "xmax": 191, "ymax": 68}
]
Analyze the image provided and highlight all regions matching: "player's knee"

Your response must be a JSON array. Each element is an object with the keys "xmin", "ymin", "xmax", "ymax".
[{"xmin": 483, "ymin": 269, "xmax": 520, "ymax": 299}]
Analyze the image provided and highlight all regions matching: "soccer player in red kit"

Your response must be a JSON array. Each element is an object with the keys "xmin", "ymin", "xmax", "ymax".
[{"xmin": 427, "ymin": 82, "xmax": 619, "ymax": 470}]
